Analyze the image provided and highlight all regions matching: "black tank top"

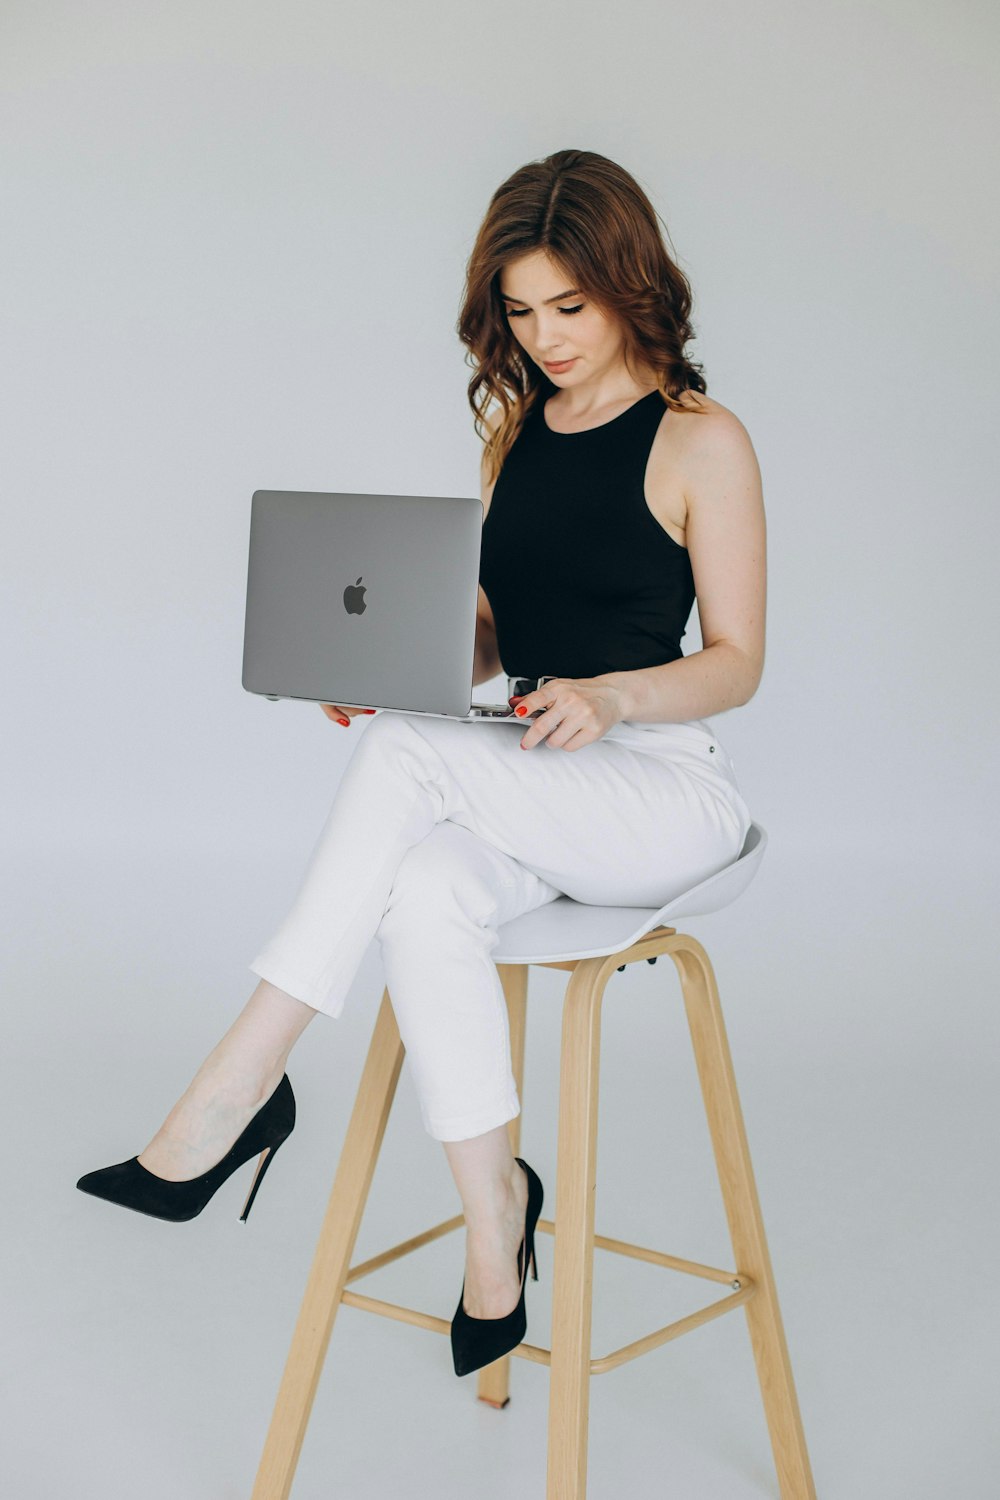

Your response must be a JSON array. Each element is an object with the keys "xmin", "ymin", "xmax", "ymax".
[{"xmin": 479, "ymin": 388, "xmax": 696, "ymax": 679}]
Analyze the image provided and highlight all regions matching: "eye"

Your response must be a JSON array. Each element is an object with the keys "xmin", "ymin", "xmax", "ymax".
[{"xmin": 505, "ymin": 303, "xmax": 584, "ymax": 318}]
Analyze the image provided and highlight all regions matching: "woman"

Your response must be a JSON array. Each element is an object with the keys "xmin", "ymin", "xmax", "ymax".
[{"xmin": 77, "ymin": 148, "xmax": 766, "ymax": 1379}]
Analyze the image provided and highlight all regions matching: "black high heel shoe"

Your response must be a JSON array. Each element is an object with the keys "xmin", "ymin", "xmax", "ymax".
[
  {"xmin": 450, "ymin": 1157, "xmax": 544, "ymax": 1377},
  {"xmin": 75, "ymin": 1073, "xmax": 296, "ymax": 1223}
]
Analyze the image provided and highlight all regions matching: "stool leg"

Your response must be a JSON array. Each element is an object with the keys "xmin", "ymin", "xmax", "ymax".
[
  {"xmin": 547, "ymin": 957, "xmax": 606, "ymax": 1500},
  {"xmin": 476, "ymin": 962, "xmax": 530, "ymax": 1410},
  {"xmin": 668, "ymin": 934, "xmax": 817, "ymax": 1500},
  {"xmin": 251, "ymin": 988, "xmax": 406, "ymax": 1500}
]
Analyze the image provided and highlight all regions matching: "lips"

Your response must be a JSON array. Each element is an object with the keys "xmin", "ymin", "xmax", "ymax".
[{"xmin": 544, "ymin": 358, "xmax": 575, "ymax": 370}]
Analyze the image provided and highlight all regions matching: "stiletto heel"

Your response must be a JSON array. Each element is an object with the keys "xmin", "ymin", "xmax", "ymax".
[
  {"xmin": 76, "ymin": 1073, "xmax": 296, "ymax": 1224},
  {"xmin": 240, "ymin": 1139, "xmax": 285, "ymax": 1222},
  {"xmin": 450, "ymin": 1157, "xmax": 544, "ymax": 1377}
]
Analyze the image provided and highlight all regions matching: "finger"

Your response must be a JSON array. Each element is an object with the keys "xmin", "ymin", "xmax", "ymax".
[
  {"xmin": 554, "ymin": 725, "xmax": 595, "ymax": 751},
  {"xmin": 519, "ymin": 708, "xmax": 556, "ymax": 749},
  {"xmin": 528, "ymin": 699, "xmax": 576, "ymax": 746},
  {"xmin": 322, "ymin": 705, "xmax": 354, "ymax": 725}
]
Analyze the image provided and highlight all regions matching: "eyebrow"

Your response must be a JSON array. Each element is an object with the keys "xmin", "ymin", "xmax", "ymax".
[{"xmin": 498, "ymin": 287, "xmax": 582, "ymax": 305}]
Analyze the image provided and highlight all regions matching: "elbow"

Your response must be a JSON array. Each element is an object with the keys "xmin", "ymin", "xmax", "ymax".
[
  {"xmin": 732, "ymin": 643, "xmax": 764, "ymax": 706},
  {"xmin": 742, "ymin": 658, "xmax": 764, "ymax": 705},
  {"xmin": 473, "ymin": 630, "xmax": 502, "ymax": 688}
]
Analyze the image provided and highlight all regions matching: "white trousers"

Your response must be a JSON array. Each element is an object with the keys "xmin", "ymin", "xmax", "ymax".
[{"xmin": 248, "ymin": 711, "xmax": 753, "ymax": 1142}]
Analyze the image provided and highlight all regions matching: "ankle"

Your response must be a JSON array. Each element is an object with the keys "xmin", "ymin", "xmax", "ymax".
[
  {"xmin": 191, "ymin": 1054, "xmax": 286, "ymax": 1113},
  {"xmin": 462, "ymin": 1161, "xmax": 525, "ymax": 1230}
]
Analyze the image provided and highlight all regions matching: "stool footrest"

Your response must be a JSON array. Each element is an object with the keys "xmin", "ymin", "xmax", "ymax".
[
  {"xmin": 340, "ymin": 1289, "xmax": 452, "ymax": 1338},
  {"xmin": 344, "ymin": 1212, "xmax": 464, "ymax": 1285},
  {"xmin": 591, "ymin": 1280, "xmax": 757, "ymax": 1374},
  {"xmin": 545, "ymin": 1219, "xmax": 746, "ymax": 1287},
  {"xmin": 339, "ymin": 1280, "xmax": 756, "ymax": 1374},
  {"xmin": 339, "ymin": 1217, "xmax": 756, "ymax": 1375},
  {"xmin": 346, "ymin": 1214, "xmax": 747, "ymax": 1292}
]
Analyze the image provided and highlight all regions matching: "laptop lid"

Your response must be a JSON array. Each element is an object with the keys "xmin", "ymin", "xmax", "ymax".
[{"xmin": 242, "ymin": 489, "xmax": 483, "ymax": 716}]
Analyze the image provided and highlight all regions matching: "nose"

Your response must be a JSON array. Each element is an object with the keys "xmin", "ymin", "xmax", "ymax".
[{"xmin": 535, "ymin": 317, "xmax": 570, "ymax": 355}]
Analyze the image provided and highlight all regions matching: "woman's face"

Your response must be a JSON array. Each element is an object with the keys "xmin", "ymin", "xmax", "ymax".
[{"xmin": 498, "ymin": 249, "xmax": 626, "ymax": 388}]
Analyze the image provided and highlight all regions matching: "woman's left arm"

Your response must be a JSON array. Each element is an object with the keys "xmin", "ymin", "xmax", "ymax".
[{"xmin": 597, "ymin": 410, "xmax": 767, "ymax": 723}]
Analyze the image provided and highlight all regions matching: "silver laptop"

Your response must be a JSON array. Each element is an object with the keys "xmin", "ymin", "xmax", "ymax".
[{"xmin": 242, "ymin": 489, "xmax": 533, "ymax": 721}]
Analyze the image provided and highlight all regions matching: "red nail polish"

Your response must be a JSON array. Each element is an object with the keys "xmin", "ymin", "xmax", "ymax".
[
  {"xmin": 337, "ymin": 717, "xmax": 350, "ymax": 726},
  {"xmin": 363, "ymin": 708, "xmax": 377, "ymax": 714},
  {"xmin": 515, "ymin": 705, "xmax": 528, "ymax": 717}
]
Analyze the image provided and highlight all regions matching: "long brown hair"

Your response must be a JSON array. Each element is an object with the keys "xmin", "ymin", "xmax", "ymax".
[{"xmin": 457, "ymin": 149, "xmax": 709, "ymax": 484}]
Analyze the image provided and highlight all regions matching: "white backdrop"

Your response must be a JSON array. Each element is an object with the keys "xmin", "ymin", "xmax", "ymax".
[{"xmin": 3, "ymin": 3, "xmax": 998, "ymax": 1497}]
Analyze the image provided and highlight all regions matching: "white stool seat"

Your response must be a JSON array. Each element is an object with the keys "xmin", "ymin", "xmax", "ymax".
[{"xmin": 492, "ymin": 821, "xmax": 767, "ymax": 964}]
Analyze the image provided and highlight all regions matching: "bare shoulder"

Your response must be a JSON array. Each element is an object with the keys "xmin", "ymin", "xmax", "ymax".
[
  {"xmin": 672, "ymin": 390, "xmax": 757, "ymax": 462},
  {"xmin": 670, "ymin": 392, "xmax": 761, "ymax": 507},
  {"xmin": 645, "ymin": 390, "xmax": 760, "ymax": 546}
]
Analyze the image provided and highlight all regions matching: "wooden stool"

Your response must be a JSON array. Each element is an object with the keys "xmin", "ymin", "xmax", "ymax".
[{"xmin": 250, "ymin": 822, "xmax": 816, "ymax": 1499}]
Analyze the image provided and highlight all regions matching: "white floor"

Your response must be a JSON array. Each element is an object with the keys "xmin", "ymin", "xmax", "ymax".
[{"xmin": 3, "ymin": 829, "xmax": 997, "ymax": 1499}]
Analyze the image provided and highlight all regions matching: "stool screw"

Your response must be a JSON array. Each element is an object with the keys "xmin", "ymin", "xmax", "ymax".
[
  {"xmin": 616, "ymin": 964, "xmax": 626, "ymax": 972},
  {"xmin": 647, "ymin": 956, "xmax": 658, "ymax": 965},
  {"xmin": 731, "ymin": 1278, "xmax": 742, "ymax": 1290}
]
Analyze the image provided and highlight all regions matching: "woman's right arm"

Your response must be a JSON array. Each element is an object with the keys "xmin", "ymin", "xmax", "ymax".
[
  {"xmin": 473, "ymin": 409, "xmax": 503, "ymax": 687},
  {"xmin": 473, "ymin": 586, "xmax": 501, "ymax": 686}
]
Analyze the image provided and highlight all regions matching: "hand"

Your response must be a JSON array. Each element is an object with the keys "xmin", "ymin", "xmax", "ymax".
[
  {"xmin": 511, "ymin": 677, "xmax": 625, "ymax": 752},
  {"xmin": 320, "ymin": 704, "xmax": 378, "ymax": 727}
]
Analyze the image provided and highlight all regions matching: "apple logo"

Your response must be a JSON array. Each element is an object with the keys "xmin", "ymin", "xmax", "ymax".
[{"xmin": 344, "ymin": 576, "xmax": 367, "ymax": 615}]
